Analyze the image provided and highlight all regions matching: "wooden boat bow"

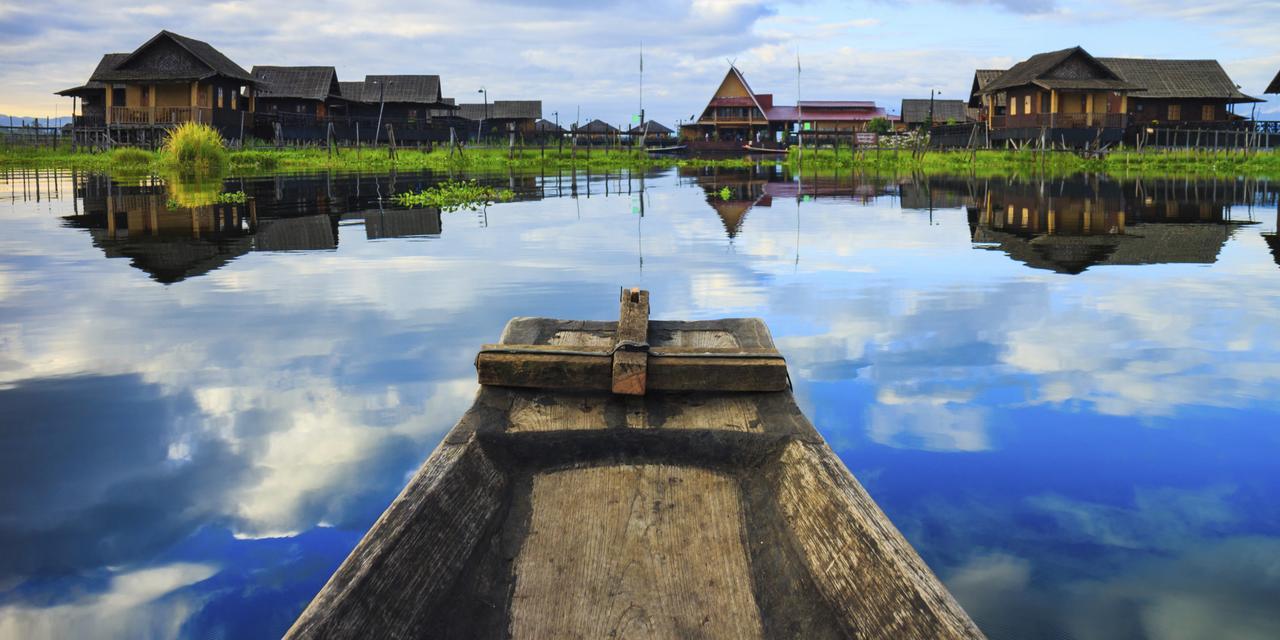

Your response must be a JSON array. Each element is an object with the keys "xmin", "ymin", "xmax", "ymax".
[{"xmin": 286, "ymin": 288, "xmax": 987, "ymax": 640}]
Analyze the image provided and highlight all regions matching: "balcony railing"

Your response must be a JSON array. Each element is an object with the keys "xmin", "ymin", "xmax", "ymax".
[
  {"xmin": 991, "ymin": 113, "xmax": 1128, "ymax": 130},
  {"xmin": 108, "ymin": 106, "xmax": 213, "ymax": 126}
]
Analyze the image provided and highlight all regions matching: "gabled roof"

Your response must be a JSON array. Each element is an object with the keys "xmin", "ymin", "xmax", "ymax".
[
  {"xmin": 969, "ymin": 69, "xmax": 1005, "ymax": 107},
  {"xmin": 56, "ymin": 53, "xmax": 129, "ymax": 95},
  {"xmin": 798, "ymin": 100, "xmax": 876, "ymax": 109},
  {"xmin": 628, "ymin": 120, "xmax": 674, "ymax": 135},
  {"xmin": 698, "ymin": 66, "xmax": 768, "ymax": 122},
  {"xmin": 455, "ymin": 100, "xmax": 542, "ymax": 120},
  {"xmin": 1099, "ymin": 58, "xmax": 1260, "ymax": 103},
  {"xmin": 982, "ymin": 47, "xmax": 1137, "ymax": 94},
  {"xmin": 252, "ymin": 66, "xmax": 340, "ymax": 101},
  {"xmin": 577, "ymin": 119, "xmax": 619, "ymax": 134},
  {"xmin": 338, "ymin": 81, "xmax": 365, "ymax": 102},
  {"xmin": 359, "ymin": 75, "xmax": 444, "ymax": 105},
  {"xmin": 534, "ymin": 118, "xmax": 565, "ymax": 133},
  {"xmin": 900, "ymin": 99, "xmax": 971, "ymax": 124},
  {"xmin": 1264, "ymin": 68, "xmax": 1279, "ymax": 94},
  {"xmin": 91, "ymin": 30, "xmax": 254, "ymax": 84}
]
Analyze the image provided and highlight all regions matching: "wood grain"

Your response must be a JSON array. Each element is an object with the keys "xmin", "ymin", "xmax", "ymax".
[
  {"xmin": 658, "ymin": 395, "xmax": 762, "ymax": 432},
  {"xmin": 510, "ymin": 464, "xmax": 765, "ymax": 640},
  {"xmin": 773, "ymin": 440, "xmax": 987, "ymax": 639},
  {"xmin": 612, "ymin": 288, "xmax": 650, "ymax": 395},
  {"xmin": 508, "ymin": 393, "xmax": 607, "ymax": 432}
]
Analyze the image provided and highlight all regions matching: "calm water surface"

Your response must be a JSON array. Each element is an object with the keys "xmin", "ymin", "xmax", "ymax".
[{"xmin": 1, "ymin": 167, "xmax": 1279, "ymax": 639}]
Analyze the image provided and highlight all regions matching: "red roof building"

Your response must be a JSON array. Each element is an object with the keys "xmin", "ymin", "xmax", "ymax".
[{"xmin": 682, "ymin": 67, "xmax": 885, "ymax": 143}]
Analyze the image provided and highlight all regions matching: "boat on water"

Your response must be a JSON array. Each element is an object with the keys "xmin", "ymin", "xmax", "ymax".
[
  {"xmin": 743, "ymin": 144, "xmax": 790, "ymax": 154},
  {"xmin": 286, "ymin": 289, "xmax": 986, "ymax": 640},
  {"xmin": 645, "ymin": 144, "xmax": 687, "ymax": 154}
]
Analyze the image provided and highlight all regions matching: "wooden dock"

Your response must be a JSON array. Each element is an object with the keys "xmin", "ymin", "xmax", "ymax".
[{"xmin": 286, "ymin": 289, "xmax": 985, "ymax": 639}]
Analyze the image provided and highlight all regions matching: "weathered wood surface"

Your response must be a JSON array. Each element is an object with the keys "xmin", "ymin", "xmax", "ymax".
[
  {"xmin": 611, "ymin": 287, "xmax": 650, "ymax": 395},
  {"xmin": 286, "ymin": 316, "xmax": 986, "ymax": 640},
  {"xmin": 510, "ymin": 464, "xmax": 763, "ymax": 639}
]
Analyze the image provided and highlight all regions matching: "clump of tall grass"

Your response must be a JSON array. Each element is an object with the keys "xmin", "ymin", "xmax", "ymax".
[
  {"xmin": 160, "ymin": 122, "xmax": 228, "ymax": 174},
  {"xmin": 110, "ymin": 147, "xmax": 153, "ymax": 166}
]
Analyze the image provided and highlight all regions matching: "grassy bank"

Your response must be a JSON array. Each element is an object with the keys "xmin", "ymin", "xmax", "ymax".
[
  {"xmin": 787, "ymin": 147, "xmax": 1280, "ymax": 179},
  {"xmin": 5, "ymin": 143, "xmax": 1280, "ymax": 179}
]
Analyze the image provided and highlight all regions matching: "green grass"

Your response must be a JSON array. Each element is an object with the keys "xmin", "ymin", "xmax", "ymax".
[
  {"xmin": 786, "ymin": 146, "xmax": 1280, "ymax": 179},
  {"xmin": 160, "ymin": 122, "xmax": 229, "ymax": 175},
  {"xmin": 393, "ymin": 179, "xmax": 514, "ymax": 211},
  {"xmin": 4, "ymin": 142, "xmax": 1280, "ymax": 180}
]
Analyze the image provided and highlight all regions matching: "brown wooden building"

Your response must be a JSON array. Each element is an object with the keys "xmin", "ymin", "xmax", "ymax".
[
  {"xmin": 454, "ymin": 100, "xmax": 543, "ymax": 137},
  {"xmin": 338, "ymin": 75, "xmax": 452, "ymax": 122},
  {"xmin": 251, "ymin": 66, "xmax": 346, "ymax": 118},
  {"xmin": 56, "ymin": 30, "xmax": 257, "ymax": 138},
  {"xmin": 900, "ymin": 99, "xmax": 973, "ymax": 129},
  {"xmin": 977, "ymin": 47, "xmax": 1260, "ymax": 146},
  {"xmin": 1098, "ymin": 58, "xmax": 1260, "ymax": 126}
]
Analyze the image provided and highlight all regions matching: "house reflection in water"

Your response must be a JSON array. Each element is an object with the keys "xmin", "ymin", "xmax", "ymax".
[
  {"xmin": 965, "ymin": 176, "xmax": 1264, "ymax": 274},
  {"xmin": 61, "ymin": 173, "xmax": 474, "ymax": 283},
  {"xmin": 682, "ymin": 165, "xmax": 900, "ymax": 240}
]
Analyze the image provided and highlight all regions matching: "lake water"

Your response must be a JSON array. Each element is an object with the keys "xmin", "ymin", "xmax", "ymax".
[{"xmin": 1, "ymin": 166, "xmax": 1278, "ymax": 640}]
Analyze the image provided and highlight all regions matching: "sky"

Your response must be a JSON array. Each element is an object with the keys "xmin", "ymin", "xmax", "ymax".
[{"xmin": 1, "ymin": 0, "xmax": 1277, "ymax": 123}]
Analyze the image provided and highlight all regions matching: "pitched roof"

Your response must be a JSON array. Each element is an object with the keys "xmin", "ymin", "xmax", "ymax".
[
  {"xmin": 698, "ymin": 66, "xmax": 769, "ymax": 123},
  {"xmin": 338, "ymin": 81, "xmax": 365, "ymax": 101},
  {"xmin": 1269, "ymin": 69, "xmax": 1280, "ymax": 94},
  {"xmin": 969, "ymin": 69, "xmax": 1005, "ymax": 106},
  {"xmin": 1098, "ymin": 58, "xmax": 1260, "ymax": 102},
  {"xmin": 252, "ymin": 66, "xmax": 340, "ymax": 101},
  {"xmin": 576, "ymin": 119, "xmax": 618, "ymax": 134},
  {"xmin": 454, "ymin": 100, "xmax": 542, "ymax": 120},
  {"xmin": 627, "ymin": 120, "xmax": 674, "ymax": 135},
  {"xmin": 900, "ymin": 99, "xmax": 971, "ymax": 124},
  {"xmin": 91, "ymin": 30, "xmax": 254, "ymax": 83},
  {"xmin": 982, "ymin": 47, "xmax": 1136, "ymax": 94},
  {"xmin": 359, "ymin": 75, "xmax": 444, "ymax": 105},
  {"xmin": 534, "ymin": 118, "xmax": 565, "ymax": 133},
  {"xmin": 56, "ymin": 53, "xmax": 128, "ymax": 95},
  {"xmin": 765, "ymin": 105, "xmax": 886, "ymax": 122}
]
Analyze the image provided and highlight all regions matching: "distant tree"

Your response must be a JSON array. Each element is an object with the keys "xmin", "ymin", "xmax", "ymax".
[{"xmin": 867, "ymin": 117, "xmax": 891, "ymax": 134}]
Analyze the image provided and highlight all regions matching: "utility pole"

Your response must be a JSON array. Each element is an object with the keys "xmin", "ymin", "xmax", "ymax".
[
  {"xmin": 374, "ymin": 80, "xmax": 392, "ymax": 145},
  {"xmin": 477, "ymin": 87, "xmax": 488, "ymax": 143}
]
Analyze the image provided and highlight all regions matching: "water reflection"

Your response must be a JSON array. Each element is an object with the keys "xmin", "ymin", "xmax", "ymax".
[
  {"xmin": 961, "ymin": 176, "xmax": 1269, "ymax": 273},
  {"xmin": 1, "ymin": 167, "xmax": 1278, "ymax": 640}
]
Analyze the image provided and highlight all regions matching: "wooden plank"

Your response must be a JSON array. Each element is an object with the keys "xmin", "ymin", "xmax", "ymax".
[
  {"xmin": 611, "ymin": 287, "xmax": 650, "ymax": 395},
  {"xmin": 509, "ymin": 464, "xmax": 764, "ymax": 639},
  {"xmin": 285, "ymin": 436, "xmax": 508, "ymax": 639},
  {"xmin": 659, "ymin": 395, "xmax": 761, "ymax": 432},
  {"xmin": 772, "ymin": 440, "xmax": 987, "ymax": 640},
  {"xmin": 476, "ymin": 351, "xmax": 789, "ymax": 392},
  {"xmin": 508, "ymin": 393, "xmax": 607, "ymax": 432}
]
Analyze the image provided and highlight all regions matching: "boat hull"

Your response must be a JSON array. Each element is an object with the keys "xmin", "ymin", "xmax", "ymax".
[{"xmin": 286, "ymin": 318, "xmax": 986, "ymax": 640}]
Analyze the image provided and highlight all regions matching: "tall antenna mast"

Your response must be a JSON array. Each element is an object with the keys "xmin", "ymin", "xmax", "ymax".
[{"xmin": 796, "ymin": 49, "xmax": 803, "ymax": 163}]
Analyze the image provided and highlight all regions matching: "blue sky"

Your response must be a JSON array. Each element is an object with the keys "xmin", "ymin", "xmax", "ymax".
[{"xmin": 1, "ymin": 0, "xmax": 1277, "ymax": 123}]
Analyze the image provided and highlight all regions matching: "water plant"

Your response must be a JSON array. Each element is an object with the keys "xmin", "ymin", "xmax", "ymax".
[
  {"xmin": 393, "ymin": 180, "xmax": 515, "ymax": 211},
  {"xmin": 160, "ymin": 122, "xmax": 229, "ymax": 175},
  {"xmin": 109, "ymin": 147, "xmax": 153, "ymax": 166},
  {"xmin": 719, "ymin": 187, "xmax": 732, "ymax": 200}
]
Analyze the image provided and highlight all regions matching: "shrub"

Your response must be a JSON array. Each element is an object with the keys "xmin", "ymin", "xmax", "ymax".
[
  {"xmin": 161, "ymin": 122, "xmax": 228, "ymax": 174},
  {"xmin": 110, "ymin": 147, "xmax": 153, "ymax": 165},
  {"xmin": 867, "ymin": 117, "xmax": 892, "ymax": 135},
  {"xmin": 393, "ymin": 180, "xmax": 514, "ymax": 211}
]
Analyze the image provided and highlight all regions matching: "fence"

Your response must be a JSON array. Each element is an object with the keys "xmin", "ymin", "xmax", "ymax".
[{"xmin": 1, "ymin": 125, "xmax": 64, "ymax": 148}]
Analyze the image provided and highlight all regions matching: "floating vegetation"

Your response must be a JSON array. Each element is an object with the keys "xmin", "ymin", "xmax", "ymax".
[
  {"xmin": 394, "ymin": 180, "xmax": 515, "ymax": 211},
  {"xmin": 719, "ymin": 187, "xmax": 732, "ymax": 200}
]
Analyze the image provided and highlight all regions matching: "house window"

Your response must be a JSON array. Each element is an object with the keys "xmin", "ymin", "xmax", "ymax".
[
  {"xmin": 1009, "ymin": 96, "xmax": 1017, "ymax": 115},
  {"xmin": 296, "ymin": 105, "xmax": 306, "ymax": 114},
  {"xmin": 231, "ymin": 92, "xmax": 238, "ymax": 110},
  {"xmin": 408, "ymin": 109, "xmax": 418, "ymax": 120},
  {"xmin": 1041, "ymin": 93, "xmax": 1051, "ymax": 113},
  {"xmin": 141, "ymin": 86, "xmax": 150, "ymax": 106},
  {"xmin": 1201, "ymin": 105, "xmax": 1215, "ymax": 121},
  {"xmin": 217, "ymin": 87, "xmax": 224, "ymax": 109},
  {"xmin": 1168, "ymin": 104, "xmax": 1181, "ymax": 121},
  {"xmin": 1024, "ymin": 95, "xmax": 1032, "ymax": 114}
]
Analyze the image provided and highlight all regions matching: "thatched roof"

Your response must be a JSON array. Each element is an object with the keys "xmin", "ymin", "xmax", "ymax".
[
  {"xmin": 363, "ymin": 209, "xmax": 441, "ymax": 239},
  {"xmin": 359, "ymin": 75, "xmax": 444, "ymax": 104},
  {"xmin": 627, "ymin": 120, "xmax": 674, "ymax": 135},
  {"xmin": 455, "ymin": 100, "xmax": 542, "ymax": 120},
  {"xmin": 900, "ymin": 99, "xmax": 970, "ymax": 125},
  {"xmin": 338, "ymin": 81, "xmax": 365, "ymax": 101},
  {"xmin": 576, "ymin": 119, "xmax": 619, "ymax": 134},
  {"xmin": 982, "ymin": 47, "xmax": 1137, "ymax": 94},
  {"xmin": 1099, "ymin": 58, "xmax": 1260, "ymax": 103},
  {"xmin": 974, "ymin": 223, "xmax": 1234, "ymax": 274},
  {"xmin": 252, "ymin": 66, "xmax": 341, "ymax": 101},
  {"xmin": 254, "ymin": 215, "xmax": 337, "ymax": 252},
  {"xmin": 90, "ymin": 31, "xmax": 254, "ymax": 84},
  {"xmin": 1266, "ymin": 69, "xmax": 1280, "ymax": 94}
]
